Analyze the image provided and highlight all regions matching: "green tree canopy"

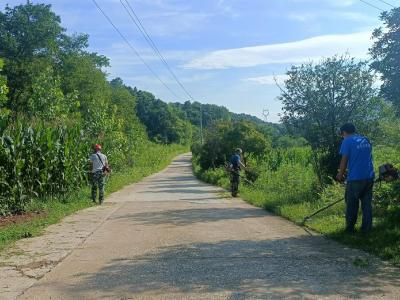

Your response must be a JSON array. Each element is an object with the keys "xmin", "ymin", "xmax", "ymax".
[
  {"xmin": 171, "ymin": 101, "xmax": 232, "ymax": 127},
  {"xmin": 60, "ymin": 52, "xmax": 111, "ymax": 133},
  {"xmin": 279, "ymin": 55, "xmax": 379, "ymax": 177},
  {"xmin": 197, "ymin": 120, "xmax": 271, "ymax": 170},
  {"xmin": 0, "ymin": 2, "xmax": 104, "ymax": 123},
  {"xmin": 132, "ymin": 89, "xmax": 192, "ymax": 144},
  {"xmin": 0, "ymin": 2, "xmax": 64, "ymax": 59},
  {"xmin": 370, "ymin": 7, "xmax": 400, "ymax": 113}
]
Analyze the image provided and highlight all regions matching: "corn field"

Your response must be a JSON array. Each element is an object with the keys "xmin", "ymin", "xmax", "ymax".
[{"xmin": 0, "ymin": 122, "xmax": 90, "ymax": 215}]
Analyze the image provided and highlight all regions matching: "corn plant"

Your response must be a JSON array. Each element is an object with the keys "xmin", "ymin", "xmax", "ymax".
[{"xmin": 0, "ymin": 121, "xmax": 91, "ymax": 215}]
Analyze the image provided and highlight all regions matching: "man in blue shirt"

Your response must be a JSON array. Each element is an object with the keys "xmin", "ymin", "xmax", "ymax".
[
  {"xmin": 230, "ymin": 148, "xmax": 246, "ymax": 197},
  {"xmin": 336, "ymin": 123, "xmax": 375, "ymax": 233},
  {"xmin": 230, "ymin": 148, "xmax": 245, "ymax": 171}
]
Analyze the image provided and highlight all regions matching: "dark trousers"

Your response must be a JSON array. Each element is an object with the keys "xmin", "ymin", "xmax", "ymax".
[
  {"xmin": 230, "ymin": 170, "xmax": 240, "ymax": 196},
  {"xmin": 345, "ymin": 179, "xmax": 374, "ymax": 232},
  {"xmin": 91, "ymin": 171, "xmax": 105, "ymax": 203}
]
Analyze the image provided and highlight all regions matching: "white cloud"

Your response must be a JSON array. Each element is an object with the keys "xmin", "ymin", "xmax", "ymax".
[
  {"xmin": 216, "ymin": 0, "xmax": 240, "ymax": 18},
  {"xmin": 337, "ymin": 12, "xmax": 376, "ymax": 22},
  {"xmin": 243, "ymin": 74, "xmax": 289, "ymax": 85},
  {"xmin": 287, "ymin": 12, "xmax": 316, "ymax": 22},
  {"xmin": 289, "ymin": 0, "xmax": 357, "ymax": 7},
  {"xmin": 119, "ymin": 73, "xmax": 214, "ymax": 85},
  {"xmin": 92, "ymin": 42, "xmax": 200, "ymax": 75},
  {"xmin": 326, "ymin": 0, "xmax": 358, "ymax": 7},
  {"xmin": 287, "ymin": 11, "xmax": 377, "ymax": 23},
  {"xmin": 184, "ymin": 31, "xmax": 373, "ymax": 70},
  {"xmin": 142, "ymin": 12, "xmax": 212, "ymax": 37}
]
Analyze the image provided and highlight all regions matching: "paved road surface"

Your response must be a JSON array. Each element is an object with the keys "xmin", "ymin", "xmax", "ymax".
[{"xmin": 17, "ymin": 154, "xmax": 400, "ymax": 299}]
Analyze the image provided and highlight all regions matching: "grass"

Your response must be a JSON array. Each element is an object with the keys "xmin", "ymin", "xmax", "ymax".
[
  {"xmin": 193, "ymin": 155, "xmax": 400, "ymax": 267},
  {"xmin": 0, "ymin": 145, "xmax": 187, "ymax": 251}
]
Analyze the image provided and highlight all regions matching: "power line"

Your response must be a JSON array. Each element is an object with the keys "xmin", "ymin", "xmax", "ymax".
[
  {"xmin": 120, "ymin": 0, "xmax": 195, "ymax": 101},
  {"xmin": 358, "ymin": 0, "xmax": 385, "ymax": 11},
  {"xmin": 91, "ymin": 0, "xmax": 182, "ymax": 100},
  {"xmin": 376, "ymin": 0, "xmax": 396, "ymax": 8}
]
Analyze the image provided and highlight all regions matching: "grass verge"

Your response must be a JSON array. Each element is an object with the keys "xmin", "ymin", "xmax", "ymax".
[
  {"xmin": 0, "ymin": 145, "xmax": 187, "ymax": 251},
  {"xmin": 192, "ymin": 160, "xmax": 400, "ymax": 266}
]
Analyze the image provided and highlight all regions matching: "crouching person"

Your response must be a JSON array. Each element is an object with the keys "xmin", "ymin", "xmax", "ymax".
[
  {"xmin": 336, "ymin": 123, "xmax": 374, "ymax": 234},
  {"xmin": 90, "ymin": 144, "xmax": 109, "ymax": 204}
]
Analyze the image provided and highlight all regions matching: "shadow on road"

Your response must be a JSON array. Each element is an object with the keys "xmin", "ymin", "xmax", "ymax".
[
  {"xmin": 144, "ymin": 175, "xmax": 201, "ymax": 184},
  {"xmin": 112, "ymin": 207, "xmax": 266, "ymax": 225},
  {"xmin": 66, "ymin": 238, "xmax": 400, "ymax": 299}
]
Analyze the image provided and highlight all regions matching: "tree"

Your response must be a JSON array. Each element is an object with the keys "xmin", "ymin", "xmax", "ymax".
[
  {"xmin": 275, "ymin": 135, "xmax": 308, "ymax": 148},
  {"xmin": 132, "ymin": 89, "xmax": 192, "ymax": 144},
  {"xmin": 279, "ymin": 55, "xmax": 379, "ymax": 178},
  {"xmin": 370, "ymin": 7, "xmax": 400, "ymax": 113},
  {"xmin": 374, "ymin": 101, "xmax": 400, "ymax": 147},
  {"xmin": 0, "ymin": 3, "xmax": 64, "ymax": 118},
  {"xmin": 0, "ymin": 1, "xmax": 114, "ymax": 131},
  {"xmin": 224, "ymin": 121, "xmax": 271, "ymax": 161},
  {"xmin": 198, "ymin": 120, "xmax": 271, "ymax": 170},
  {"xmin": 60, "ymin": 53, "xmax": 111, "ymax": 134},
  {"xmin": 171, "ymin": 101, "xmax": 232, "ymax": 128},
  {"xmin": 105, "ymin": 78, "xmax": 147, "ymax": 165},
  {"xmin": 109, "ymin": 77, "xmax": 145, "ymax": 139},
  {"xmin": 0, "ymin": 2, "xmax": 64, "ymax": 60}
]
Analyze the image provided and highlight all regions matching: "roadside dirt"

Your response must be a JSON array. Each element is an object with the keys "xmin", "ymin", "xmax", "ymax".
[{"xmin": 0, "ymin": 211, "xmax": 47, "ymax": 229}]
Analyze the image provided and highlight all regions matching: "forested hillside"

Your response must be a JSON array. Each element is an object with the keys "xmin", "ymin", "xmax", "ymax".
[{"xmin": 131, "ymin": 87, "xmax": 283, "ymax": 145}]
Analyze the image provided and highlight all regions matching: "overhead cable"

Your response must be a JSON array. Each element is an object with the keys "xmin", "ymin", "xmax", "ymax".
[
  {"xmin": 358, "ymin": 0, "xmax": 385, "ymax": 11},
  {"xmin": 120, "ymin": 0, "xmax": 195, "ymax": 101},
  {"xmin": 92, "ymin": 0, "xmax": 182, "ymax": 100},
  {"xmin": 376, "ymin": 0, "xmax": 395, "ymax": 8}
]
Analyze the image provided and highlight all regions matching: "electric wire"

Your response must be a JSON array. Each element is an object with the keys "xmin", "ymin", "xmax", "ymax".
[
  {"xmin": 120, "ymin": 0, "xmax": 195, "ymax": 101},
  {"xmin": 376, "ymin": 0, "xmax": 396, "ymax": 8},
  {"xmin": 122, "ymin": 0, "xmax": 194, "ymax": 100},
  {"xmin": 358, "ymin": 0, "xmax": 385, "ymax": 11},
  {"xmin": 91, "ymin": 0, "xmax": 182, "ymax": 100}
]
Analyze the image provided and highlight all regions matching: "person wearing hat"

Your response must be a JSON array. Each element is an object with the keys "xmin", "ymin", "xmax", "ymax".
[
  {"xmin": 89, "ymin": 144, "xmax": 109, "ymax": 204},
  {"xmin": 229, "ymin": 148, "xmax": 246, "ymax": 197},
  {"xmin": 336, "ymin": 123, "xmax": 374, "ymax": 234}
]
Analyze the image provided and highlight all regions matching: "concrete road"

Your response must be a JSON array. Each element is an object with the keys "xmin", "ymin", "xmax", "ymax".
[{"xmin": 19, "ymin": 154, "xmax": 400, "ymax": 299}]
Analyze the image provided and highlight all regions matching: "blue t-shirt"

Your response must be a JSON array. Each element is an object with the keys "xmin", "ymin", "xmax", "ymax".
[
  {"xmin": 230, "ymin": 154, "xmax": 241, "ymax": 169},
  {"xmin": 339, "ymin": 135, "xmax": 374, "ymax": 181}
]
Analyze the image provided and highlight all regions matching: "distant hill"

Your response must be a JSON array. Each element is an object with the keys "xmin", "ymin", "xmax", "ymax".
[
  {"xmin": 231, "ymin": 112, "xmax": 266, "ymax": 124},
  {"xmin": 128, "ymin": 87, "xmax": 284, "ymax": 143}
]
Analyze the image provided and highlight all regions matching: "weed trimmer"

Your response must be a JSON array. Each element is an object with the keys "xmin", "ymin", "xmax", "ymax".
[
  {"xmin": 301, "ymin": 197, "xmax": 344, "ymax": 225},
  {"xmin": 301, "ymin": 163, "xmax": 399, "ymax": 226},
  {"xmin": 224, "ymin": 164, "xmax": 257, "ymax": 187}
]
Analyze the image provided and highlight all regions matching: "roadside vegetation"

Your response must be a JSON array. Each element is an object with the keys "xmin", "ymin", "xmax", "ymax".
[
  {"xmin": 1, "ymin": 1, "xmax": 399, "ymax": 267},
  {"xmin": 0, "ymin": 3, "xmax": 192, "ymax": 247},
  {"xmin": 0, "ymin": 143, "xmax": 185, "ymax": 250},
  {"xmin": 0, "ymin": 2, "xmax": 270, "ymax": 248},
  {"xmin": 192, "ymin": 6, "xmax": 400, "ymax": 266}
]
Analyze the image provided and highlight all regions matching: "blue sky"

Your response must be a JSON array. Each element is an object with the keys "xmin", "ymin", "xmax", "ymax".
[{"xmin": 2, "ymin": 0, "xmax": 393, "ymax": 122}]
